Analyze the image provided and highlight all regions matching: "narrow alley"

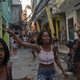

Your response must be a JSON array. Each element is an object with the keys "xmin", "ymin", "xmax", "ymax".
[{"xmin": 11, "ymin": 48, "xmax": 76, "ymax": 80}]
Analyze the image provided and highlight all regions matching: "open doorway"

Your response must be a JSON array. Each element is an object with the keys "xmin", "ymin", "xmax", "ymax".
[{"xmin": 68, "ymin": 17, "xmax": 74, "ymax": 40}]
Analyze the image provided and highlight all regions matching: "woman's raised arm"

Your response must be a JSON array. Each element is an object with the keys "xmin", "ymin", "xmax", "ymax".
[{"xmin": 6, "ymin": 28, "xmax": 39, "ymax": 50}]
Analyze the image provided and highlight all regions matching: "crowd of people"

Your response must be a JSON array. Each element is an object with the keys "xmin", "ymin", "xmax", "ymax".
[{"xmin": 0, "ymin": 27, "xmax": 80, "ymax": 80}]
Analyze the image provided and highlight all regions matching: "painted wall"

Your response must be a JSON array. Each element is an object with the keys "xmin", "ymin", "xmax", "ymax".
[
  {"xmin": 59, "ymin": 0, "xmax": 80, "ymax": 40},
  {"xmin": 1, "ymin": 0, "xmax": 11, "ymax": 45}
]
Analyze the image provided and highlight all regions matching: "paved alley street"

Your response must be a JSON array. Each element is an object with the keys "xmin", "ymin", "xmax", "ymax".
[
  {"xmin": 11, "ymin": 48, "xmax": 39, "ymax": 80},
  {"xmin": 10, "ymin": 48, "xmax": 76, "ymax": 80}
]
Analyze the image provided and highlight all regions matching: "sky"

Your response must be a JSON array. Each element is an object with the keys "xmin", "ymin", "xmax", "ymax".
[
  {"xmin": 20, "ymin": 0, "xmax": 32, "ymax": 16},
  {"xmin": 20, "ymin": 0, "xmax": 31, "ymax": 10}
]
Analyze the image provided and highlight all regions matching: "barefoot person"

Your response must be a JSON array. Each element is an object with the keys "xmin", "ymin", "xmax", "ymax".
[{"xmin": 7, "ymin": 28, "xmax": 67, "ymax": 80}]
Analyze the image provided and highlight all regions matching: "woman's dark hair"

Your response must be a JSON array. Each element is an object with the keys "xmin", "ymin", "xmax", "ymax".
[
  {"xmin": 0, "ymin": 38, "xmax": 10, "ymax": 65},
  {"xmin": 37, "ymin": 30, "xmax": 52, "ymax": 45}
]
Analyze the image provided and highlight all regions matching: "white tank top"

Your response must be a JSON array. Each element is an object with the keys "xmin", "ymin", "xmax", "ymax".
[{"xmin": 39, "ymin": 45, "xmax": 54, "ymax": 64}]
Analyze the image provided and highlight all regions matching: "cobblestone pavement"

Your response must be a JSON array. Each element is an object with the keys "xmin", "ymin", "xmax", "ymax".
[{"xmin": 10, "ymin": 48, "xmax": 76, "ymax": 80}]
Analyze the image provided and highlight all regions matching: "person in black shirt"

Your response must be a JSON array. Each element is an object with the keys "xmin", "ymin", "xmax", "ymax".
[{"xmin": 73, "ymin": 30, "xmax": 80, "ymax": 80}]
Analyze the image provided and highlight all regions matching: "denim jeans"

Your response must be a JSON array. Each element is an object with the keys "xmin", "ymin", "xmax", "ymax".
[{"xmin": 37, "ymin": 66, "xmax": 56, "ymax": 80}]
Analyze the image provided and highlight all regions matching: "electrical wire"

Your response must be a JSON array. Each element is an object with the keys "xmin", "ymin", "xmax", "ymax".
[
  {"xmin": 26, "ymin": 0, "xmax": 44, "ymax": 20},
  {"xmin": 25, "ymin": 0, "xmax": 56, "ymax": 26},
  {"xmin": 29, "ymin": 0, "xmax": 53, "ymax": 26}
]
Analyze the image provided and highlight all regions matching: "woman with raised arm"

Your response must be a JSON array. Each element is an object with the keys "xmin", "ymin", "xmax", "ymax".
[{"xmin": 7, "ymin": 28, "xmax": 67, "ymax": 80}]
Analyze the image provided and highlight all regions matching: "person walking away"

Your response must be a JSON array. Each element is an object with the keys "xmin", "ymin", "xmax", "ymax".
[{"xmin": 6, "ymin": 28, "xmax": 68, "ymax": 80}]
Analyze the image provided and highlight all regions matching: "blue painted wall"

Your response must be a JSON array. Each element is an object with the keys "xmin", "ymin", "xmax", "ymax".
[{"xmin": 2, "ymin": 0, "xmax": 11, "ymax": 23}]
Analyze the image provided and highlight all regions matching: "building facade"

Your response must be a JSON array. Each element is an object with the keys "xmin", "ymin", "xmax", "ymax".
[
  {"xmin": 0, "ymin": 0, "xmax": 12, "ymax": 46},
  {"xmin": 59, "ymin": 0, "xmax": 80, "ymax": 40},
  {"xmin": 10, "ymin": 0, "xmax": 22, "ymax": 36}
]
